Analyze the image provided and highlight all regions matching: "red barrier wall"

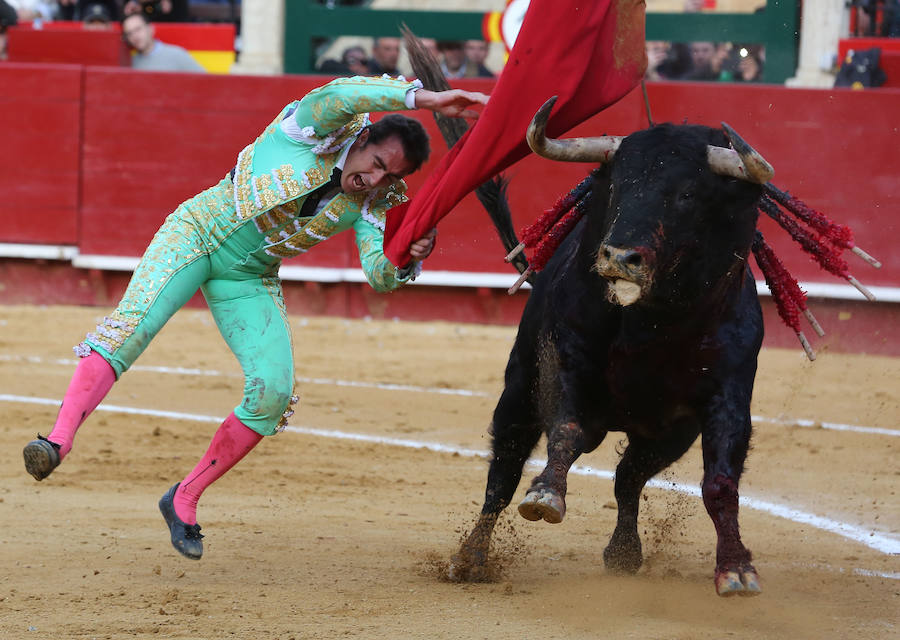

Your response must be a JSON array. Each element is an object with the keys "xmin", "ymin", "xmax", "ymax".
[
  {"xmin": 6, "ymin": 27, "xmax": 130, "ymax": 66},
  {"xmin": 0, "ymin": 63, "xmax": 82, "ymax": 245}
]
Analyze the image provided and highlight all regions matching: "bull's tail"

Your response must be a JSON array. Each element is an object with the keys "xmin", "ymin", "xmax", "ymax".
[
  {"xmin": 402, "ymin": 27, "xmax": 532, "ymax": 280},
  {"xmin": 473, "ymin": 178, "xmax": 531, "ymax": 277}
]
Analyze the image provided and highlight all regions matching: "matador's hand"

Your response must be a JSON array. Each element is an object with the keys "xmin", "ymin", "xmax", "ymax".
[
  {"xmin": 409, "ymin": 227, "xmax": 437, "ymax": 261},
  {"xmin": 415, "ymin": 89, "xmax": 489, "ymax": 119}
]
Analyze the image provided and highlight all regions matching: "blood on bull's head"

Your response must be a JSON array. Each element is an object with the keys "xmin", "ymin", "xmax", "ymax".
[{"xmin": 526, "ymin": 97, "xmax": 773, "ymax": 311}]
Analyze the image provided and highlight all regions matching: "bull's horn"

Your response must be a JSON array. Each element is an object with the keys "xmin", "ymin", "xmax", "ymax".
[
  {"xmin": 527, "ymin": 96, "xmax": 623, "ymax": 163},
  {"xmin": 707, "ymin": 122, "xmax": 774, "ymax": 184}
]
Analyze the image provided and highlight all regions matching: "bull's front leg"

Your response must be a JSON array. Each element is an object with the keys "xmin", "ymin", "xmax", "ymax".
[
  {"xmin": 448, "ymin": 512, "xmax": 499, "ymax": 582},
  {"xmin": 449, "ymin": 413, "xmax": 542, "ymax": 582},
  {"xmin": 701, "ymin": 386, "xmax": 760, "ymax": 597},
  {"xmin": 604, "ymin": 426, "xmax": 700, "ymax": 575},
  {"xmin": 517, "ymin": 421, "xmax": 586, "ymax": 524}
]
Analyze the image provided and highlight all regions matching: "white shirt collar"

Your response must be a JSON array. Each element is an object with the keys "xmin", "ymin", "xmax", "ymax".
[{"xmin": 334, "ymin": 133, "xmax": 356, "ymax": 171}]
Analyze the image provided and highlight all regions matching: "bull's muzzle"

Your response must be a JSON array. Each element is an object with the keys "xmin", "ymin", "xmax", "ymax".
[{"xmin": 595, "ymin": 245, "xmax": 649, "ymax": 306}]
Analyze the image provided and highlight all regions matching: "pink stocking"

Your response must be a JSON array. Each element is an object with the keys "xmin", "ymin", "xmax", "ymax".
[
  {"xmin": 48, "ymin": 351, "xmax": 116, "ymax": 459},
  {"xmin": 173, "ymin": 412, "xmax": 263, "ymax": 524}
]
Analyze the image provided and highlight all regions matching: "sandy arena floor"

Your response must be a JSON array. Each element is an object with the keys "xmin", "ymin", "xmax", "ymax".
[{"xmin": 0, "ymin": 304, "xmax": 897, "ymax": 639}]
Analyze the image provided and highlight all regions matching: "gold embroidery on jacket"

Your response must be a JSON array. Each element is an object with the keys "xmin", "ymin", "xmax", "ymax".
[
  {"xmin": 234, "ymin": 153, "xmax": 254, "ymax": 220},
  {"xmin": 233, "ymin": 77, "xmax": 412, "ymax": 250},
  {"xmin": 274, "ymin": 165, "xmax": 301, "ymax": 199},
  {"xmin": 305, "ymin": 166, "xmax": 327, "ymax": 187},
  {"xmin": 262, "ymin": 195, "xmax": 359, "ymax": 258},
  {"xmin": 253, "ymin": 204, "xmax": 297, "ymax": 234},
  {"xmin": 254, "ymin": 174, "xmax": 280, "ymax": 210},
  {"xmin": 263, "ymin": 243, "xmax": 300, "ymax": 259}
]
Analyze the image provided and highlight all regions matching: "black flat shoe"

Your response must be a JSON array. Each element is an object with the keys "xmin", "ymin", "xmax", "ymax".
[
  {"xmin": 158, "ymin": 483, "xmax": 204, "ymax": 560},
  {"xmin": 23, "ymin": 435, "xmax": 61, "ymax": 481}
]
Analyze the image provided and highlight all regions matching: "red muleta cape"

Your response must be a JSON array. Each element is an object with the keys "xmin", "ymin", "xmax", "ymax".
[{"xmin": 383, "ymin": 0, "xmax": 647, "ymax": 267}]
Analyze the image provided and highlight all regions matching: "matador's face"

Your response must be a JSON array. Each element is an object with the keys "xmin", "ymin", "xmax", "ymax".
[{"xmin": 341, "ymin": 131, "xmax": 413, "ymax": 194}]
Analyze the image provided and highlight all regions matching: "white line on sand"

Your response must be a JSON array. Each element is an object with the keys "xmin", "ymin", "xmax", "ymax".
[
  {"xmin": 3, "ymin": 394, "xmax": 898, "ymax": 572},
  {"xmin": 1, "ymin": 354, "xmax": 896, "ymax": 436}
]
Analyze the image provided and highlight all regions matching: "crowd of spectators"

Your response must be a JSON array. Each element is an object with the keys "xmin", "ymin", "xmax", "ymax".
[
  {"xmin": 0, "ymin": 0, "xmax": 765, "ymax": 81},
  {"xmin": 316, "ymin": 36, "xmax": 496, "ymax": 81},
  {"xmin": 5, "ymin": 1, "xmax": 895, "ymax": 78},
  {"xmin": 0, "ymin": 0, "xmax": 204, "ymax": 23},
  {"xmin": 643, "ymin": 0, "xmax": 896, "ymax": 84},
  {"xmin": 646, "ymin": 40, "xmax": 764, "ymax": 83},
  {"xmin": 643, "ymin": 0, "xmax": 766, "ymax": 83},
  {"xmin": 17, "ymin": 0, "xmax": 239, "ymax": 22}
]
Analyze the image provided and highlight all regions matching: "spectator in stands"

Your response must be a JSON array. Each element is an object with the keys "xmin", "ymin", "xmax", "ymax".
[
  {"xmin": 437, "ymin": 39, "xmax": 494, "ymax": 80},
  {"xmin": 366, "ymin": 36, "xmax": 401, "ymax": 76},
  {"xmin": 683, "ymin": 40, "xmax": 724, "ymax": 81},
  {"xmin": 463, "ymin": 39, "xmax": 494, "ymax": 77},
  {"xmin": 645, "ymin": 40, "xmax": 670, "ymax": 81},
  {"xmin": 123, "ymin": 0, "xmax": 188, "ymax": 22},
  {"xmin": 736, "ymin": 50, "xmax": 762, "ymax": 82},
  {"xmin": 122, "ymin": 12, "xmax": 205, "ymax": 72},
  {"xmin": 718, "ymin": 43, "xmax": 764, "ymax": 82},
  {"xmin": 677, "ymin": 0, "xmax": 766, "ymax": 82},
  {"xmin": 341, "ymin": 44, "xmax": 369, "ymax": 75},
  {"xmin": 57, "ymin": 0, "xmax": 121, "ymax": 21},
  {"xmin": 674, "ymin": 0, "xmax": 719, "ymax": 81},
  {"xmin": 437, "ymin": 40, "xmax": 467, "ymax": 79},
  {"xmin": 22, "ymin": 74, "xmax": 488, "ymax": 562},
  {"xmin": 657, "ymin": 42, "xmax": 693, "ymax": 79},
  {"xmin": 317, "ymin": 44, "xmax": 369, "ymax": 77},
  {"xmin": 82, "ymin": 1, "xmax": 112, "ymax": 27}
]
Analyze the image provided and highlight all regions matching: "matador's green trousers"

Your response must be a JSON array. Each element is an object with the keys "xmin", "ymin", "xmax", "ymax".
[{"xmin": 78, "ymin": 177, "xmax": 297, "ymax": 436}]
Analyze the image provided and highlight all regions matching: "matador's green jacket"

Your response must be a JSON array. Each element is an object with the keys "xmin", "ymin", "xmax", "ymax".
[{"xmin": 231, "ymin": 74, "xmax": 424, "ymax": 291}]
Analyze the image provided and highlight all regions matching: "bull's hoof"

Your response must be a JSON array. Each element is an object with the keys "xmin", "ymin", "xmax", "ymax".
[
  {"xmin": 715, "ymin": 565, "xmax": 762, "ymax": 597},
  {"xmin": 447, "ymin": 554, "xmax": 490, "ymax": 583},
  {"xmin": 603, "ymin": 531, "xmax": 643, "ymax": 574},
  {"xmin": 518, "ymin": 488, "xmax": 565, "ymax": 523}
]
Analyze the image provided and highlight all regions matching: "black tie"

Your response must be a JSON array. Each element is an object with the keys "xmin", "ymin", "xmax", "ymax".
[{"xmin": 299, "ymin": 169, "xmax": 343, "ymax": 218}]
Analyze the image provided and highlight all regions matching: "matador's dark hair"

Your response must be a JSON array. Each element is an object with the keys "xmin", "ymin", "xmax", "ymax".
[{"xmin": 365, "ymin": 114, "xmax": 431, "ymax": 173}]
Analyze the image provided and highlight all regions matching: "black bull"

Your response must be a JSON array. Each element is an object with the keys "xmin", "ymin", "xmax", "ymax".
[{"xmin": 449, "ymin": 102, "xmax": 776, "ymax": 597}]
